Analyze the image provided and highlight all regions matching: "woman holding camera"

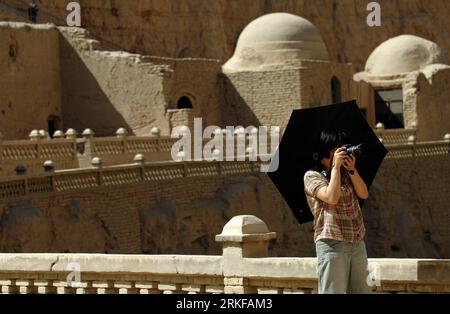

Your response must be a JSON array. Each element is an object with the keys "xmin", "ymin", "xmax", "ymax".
[{"xmin": 303, "ymin": 129, "xmax": 372, "ymax": 294}]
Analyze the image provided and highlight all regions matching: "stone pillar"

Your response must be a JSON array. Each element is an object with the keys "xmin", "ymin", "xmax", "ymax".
[
  {"xmin": 29, "ymin": 130, "xmax": 40, "ymax": 141},
  {"xmin": 116, "ymin": 128, "xmax": 128, "ymax": 154},
  {"xmin": 444, "ymin": 133, "xmax": 450, "ymax": 143},
  {"xmin": 134, "ymin": 153, "xmax": 145, "ymax": 165},
  {"xmin": 91, "ymin": 157, "xmax": 103, "ymax": 186},
  {"xmin": 408, "ymin": 135, "xmax": 416, "ymax": 156},
  {"xmin": 91, "ymin": 157, "xmax": 103, "ymax": 169},
  {"xmin": 134, "ymin": 154, "xmax": 145, "ymax": 181},
  {"xmin": 82, "ymin": 128, "xmax": 95, "ymax": 140},
  {"xmin": 43, "ymin": 160, "xmax": 55, "ymax": 173},
  {"xmin": 216, "ymin": 215, "xmax": 276, "ymax": 294},
  {"xmin": 53, "ymin": 130, "xmax": 64, "ymax": 139},
  {"xmin": 65, "ymin": 129, "xmax": 78, "ymax": 140}
]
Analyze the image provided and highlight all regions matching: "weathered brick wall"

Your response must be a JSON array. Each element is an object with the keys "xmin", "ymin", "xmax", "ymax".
[
  {"xmin": 403, "ymin": 66, "xmax": 450, "ymax": 141},
  {"xmin": 298, "ymin": 60, "xmax": 354, "ymax": 107},
  {"xmin": 155, "ymin": 57, "xmax": 223, "ymax": 129},
  {"xmin": 222, "ymin": 68, "xmax": 301, "ymax": 128}
]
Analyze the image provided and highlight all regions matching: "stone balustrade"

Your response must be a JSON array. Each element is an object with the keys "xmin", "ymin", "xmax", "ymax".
[
  {"xmin": 0, "ymin": 137, "xmax": 79, "ymax": 176},
  {"xmin": 0, "ymin": 159, "xmax": 268, "ymax": 200},
  {"xmin": 0, "ymin": 127, "xmax": 276, "ymax": 175},
  {"xmin": 0, "ymin": 215, "xmax": 448, "ymax": 294},
  {"xmin": 374, "ymin": 124, "xmax": 417, "ymax": 145},
  {"xmin": 384, "ymin": 137, "xmax": 450, "ymax": 158},
  {"xmin": 0, "ymin": 127, "xmax": 448, "ymax": 176}
]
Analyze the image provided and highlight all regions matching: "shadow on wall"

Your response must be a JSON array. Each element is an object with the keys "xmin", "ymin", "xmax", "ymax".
[
  {"xmin": 58, "ymin": 32, "xmax": 131, "ymax": 136},
  {"xmin": 220, "ymin": 74, "xmax": 262, "ymax": 128}
]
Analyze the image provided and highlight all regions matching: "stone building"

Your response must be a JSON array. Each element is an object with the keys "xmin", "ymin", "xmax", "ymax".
[
  {"xmin": 1, "ymin": 6, "xmax": 449, "ymax": 140},
  {"xmin": 221, "ymin": 13, "xmax": 354, "ymax": 129},
  {"xmin": 354, "ymin": 34, "xmax": 450, "ymax": 140}
]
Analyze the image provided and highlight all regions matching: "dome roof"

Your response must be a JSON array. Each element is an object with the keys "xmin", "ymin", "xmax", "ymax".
[
  {"xmin": 365, "ymin": 35, "xmax": 447, "ymax": 76},
  {"xmin": 223, "ymin": 13, "xmax": 329, "ymax": 72}
]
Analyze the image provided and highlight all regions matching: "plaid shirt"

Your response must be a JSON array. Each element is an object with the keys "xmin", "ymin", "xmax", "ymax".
[{"xmin": 303, "ymin": 169, "xmax": 365, "ymax": 243}]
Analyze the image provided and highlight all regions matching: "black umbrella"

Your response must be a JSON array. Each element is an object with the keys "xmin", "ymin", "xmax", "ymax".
[{"xmin": 267, "ymin": 100, "xmax": 388, "ymax": 224}]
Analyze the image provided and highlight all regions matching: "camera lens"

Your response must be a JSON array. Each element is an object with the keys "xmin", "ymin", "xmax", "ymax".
[{"xmin": 345, "ymin": 144, "xmax": 364, "ymax": 157}]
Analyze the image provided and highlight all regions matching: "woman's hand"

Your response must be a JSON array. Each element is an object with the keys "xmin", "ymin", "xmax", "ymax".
[
  {"xmin": 343, "ymin": 154, "xmax": 356, "ymax": 172},
  {"xmin": 332, "ymin": 147, "xmax": 347, "ymax": 169}
]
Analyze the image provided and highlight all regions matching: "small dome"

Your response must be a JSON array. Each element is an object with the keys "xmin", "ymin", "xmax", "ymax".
[
  {"xmin": 365, "ymin": 35, "xmax": 447, "ymax": 77},
  {"xmin": 223, "ymin": 13, "xmax": 329, "ymax": 72}
]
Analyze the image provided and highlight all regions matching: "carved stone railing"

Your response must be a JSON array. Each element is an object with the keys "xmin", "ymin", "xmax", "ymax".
[
  {"xmin": 373, "ymin": 123, "xmax": 417, "ymax": 145},
  {"xmin": 0, "ymin": 159, "xmax": 269, "ymax": 200},
  {"xmin": 0, "ymin": 137, "xmax": 79, "ymax": 176},
  {"xmin": 86, "ymin": 135, "xmax": 177, "ymax": 166},
  {"xmin": 1, "ymin": 127, "xmax": 448, "ymax": 176},
  {"xmin": 0, "ymin": 127, "xmax": 278, "ymax": 175},
  {"xmin": 374, "ymin": 129, "xmax": 417, "ymax": 145},
  {"xmin": 0, "ymin": 215, "xmax": 448, "ymax": 294},
  {"xmin": 384, "ymin": 136, "xmax": 450, "ymax": 159}
]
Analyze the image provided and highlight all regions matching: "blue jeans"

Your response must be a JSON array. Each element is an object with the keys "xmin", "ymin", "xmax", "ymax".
[{"xmin": 315, "ymin": 238, "xmax": 372, "ymax": 294}]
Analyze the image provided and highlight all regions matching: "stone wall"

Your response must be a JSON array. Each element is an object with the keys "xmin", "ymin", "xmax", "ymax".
[
  {"xmin": 58, "ymin": 27, "xmax": 223, "ymax": 137},
  {"xmin": 222, "ymin": 67, "xmax": 302, "ymax": 128},
  {"xmin": 0, "ymin": 22, "xmax": 62, "ymax": 139},
  {"xmin": 0, "ymin": 153, "xmax": 449, "ymax": 258},
  {"xmin": 365, "ymin": 154, "xmax": 450, "ymax": 259},
  {"xmin": 6, "ymin": 0, "xmax": 448, "ymax": 71},
  {"xmin": 58, "ymin": 27, "xmax": 170, "ymax": 137},
  {"xmin": 150, "ymin": 57, "xmax": 223, "ymax": 128},
  {"xmin": 222, "ymin": 60, "xmax": 355, "ymax": 129},
  {"xmin": 403, "ymin": 66, "xmax": 450, "ymax": 141},
  {"xmin": 299, "ymin": 60, "xmax": 354, "ymax": 107}
]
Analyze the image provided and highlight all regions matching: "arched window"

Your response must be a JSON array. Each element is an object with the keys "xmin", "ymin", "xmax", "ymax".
[
  {"xmin": 331, "ymin": 76, "xmax": 341, "ymax": 104},
  {"xmin": 177, "ymin": 96, "xmax": 193, "ymax": 109}
]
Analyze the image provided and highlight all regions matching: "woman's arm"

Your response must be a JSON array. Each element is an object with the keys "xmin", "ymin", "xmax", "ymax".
[
  {"xmin": 344, "ymin": 154, "xmax": 369, "ymax": 199},
  {"xmin": 315, "ymin": 148, "xmax": 347, "ymax": 204},
  {"xmin": 316, "ymin": 166, "xmax": 341, "ymax": 204}
]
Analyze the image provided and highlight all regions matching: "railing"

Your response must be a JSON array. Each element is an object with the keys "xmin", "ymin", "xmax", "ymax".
[
  {"xmin": 0, "ymin": 128, "xmax": 278, "ymax": 174},
  {"xmin": 0, "ymin": 159, "xmax": 268, "ymax": 200},
  {"xmin": 1, "ymin": 138, "xmax": 77, "ymax": 161},
  {"xmin": 374, "ymin": 128, "xmax": 417, "ymax": 145},
  {"xmin": 384, "ymin": 138, "xmax": 450, "ymax": 159},
  {"xmin": 0, "ymin": 215, "xmax": 448, "ymax": 294},
  {"xmin": 0, "ymin": 137, "xmax": 79, "ymax": 176},
  {"xmin": 0, "ymin": 127, "xmax": 448, "ymax": 176}
]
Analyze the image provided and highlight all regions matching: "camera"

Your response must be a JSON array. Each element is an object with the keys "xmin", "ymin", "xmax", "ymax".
[{"xmin": 342, "ymin": 144, "xmax": 364, "ymax": 158}]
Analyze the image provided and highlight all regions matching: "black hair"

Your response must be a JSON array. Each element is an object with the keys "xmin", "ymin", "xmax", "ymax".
[{"xmin": 316, "ymin": 129, "xmax": 349, "ymax": 161}]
